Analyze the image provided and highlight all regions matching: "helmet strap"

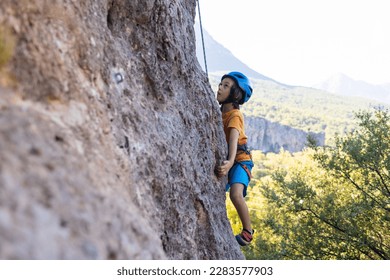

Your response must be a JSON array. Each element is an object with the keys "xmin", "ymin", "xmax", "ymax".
[{"xmin": 219, "ymin": 95, "xmax": 240, "ymax": 111}]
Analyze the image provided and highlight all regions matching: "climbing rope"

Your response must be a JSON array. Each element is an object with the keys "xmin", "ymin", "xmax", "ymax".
[{"xmin": 196, "ymin": 0, "xmax": 208, "ymax": 76}]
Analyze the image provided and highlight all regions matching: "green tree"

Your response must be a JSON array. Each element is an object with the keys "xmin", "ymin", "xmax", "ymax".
[
  {"xmin": 312, "ymin": 109, "xmax": 390, "ymax": 259},
  {"xmin": 233, "ymin": 109, "xmax": 390, "ymax": 259}
]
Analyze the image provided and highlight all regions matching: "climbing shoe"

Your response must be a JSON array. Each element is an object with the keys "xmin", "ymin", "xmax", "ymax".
[{"xmin": 235, "ymin": 229, "xmax": 254, "ymax": 246}]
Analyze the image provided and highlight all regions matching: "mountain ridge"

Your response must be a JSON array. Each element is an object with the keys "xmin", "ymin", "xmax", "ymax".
[
  {"xmin": 194, "ymin": 22, "xmax": 290, "ymax": 87},
  {"xmin": 314, "ymin": 73, "xmax": 390, "ymax": 104},
  {"xmin": 195, "ymin": 23, "xmax": 390, "ymax": 105}
]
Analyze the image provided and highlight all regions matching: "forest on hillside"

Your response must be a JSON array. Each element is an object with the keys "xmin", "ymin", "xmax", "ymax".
[{"xmin": 227, "ymin": 109, "xmax": 390, "ymax": 259}]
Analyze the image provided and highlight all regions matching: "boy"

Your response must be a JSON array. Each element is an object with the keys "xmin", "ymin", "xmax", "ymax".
[{"xmin": 216, "ymin": 71, "xmax": 254, "ymax": 246}]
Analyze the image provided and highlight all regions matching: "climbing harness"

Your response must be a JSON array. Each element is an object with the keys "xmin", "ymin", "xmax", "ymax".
[
  {"xmin": 237, "ymin": 143, "xmax": 252, "ymax": 157},
  {"xmin": 236, "ymin": 143, "xmax": 253, "ymax": 179},
  {"xmin": 227, "ymin": 143, "xmax": 253, "ymax": 180},
  {"xmin": 196, "ymin": 0, "xmax": 208, "ymax": 76},
  {"xmin": 236, "ymin": 161, "xmax": 252, "ymax": 180}
]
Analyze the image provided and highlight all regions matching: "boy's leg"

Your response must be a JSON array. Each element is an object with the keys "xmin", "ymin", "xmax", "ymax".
[{"xmin": 229, "ymin": 183, "xmax": 251, "ymax": 232}]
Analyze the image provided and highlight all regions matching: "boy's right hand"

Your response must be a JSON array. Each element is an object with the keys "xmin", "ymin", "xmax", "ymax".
[{"xmin": 216, "ymin": 160, "xmax": 233, "ymax": 177}]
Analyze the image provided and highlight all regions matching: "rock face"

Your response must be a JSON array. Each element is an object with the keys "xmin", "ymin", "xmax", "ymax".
[
  {"xmin": 0, "ymin": 0, "xmax": 243, "ymax": 259},
  {"xmin": 245, "ymin": 116, "xmax": 325, "ymax": 153}
]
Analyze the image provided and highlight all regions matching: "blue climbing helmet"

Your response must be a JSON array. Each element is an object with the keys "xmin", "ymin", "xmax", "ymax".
[{"xmin": 221, "ymin": 71, "xmax": 253, "ymax": 104}]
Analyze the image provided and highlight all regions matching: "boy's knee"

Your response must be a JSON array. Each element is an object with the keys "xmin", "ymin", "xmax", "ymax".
[
  {"xmin": 229, "ymin": 183, "xmax": 244, "ymax": 202},
  {"xmin": 230, "ymin": 192, "xmax": 241, "ymax": 203}
]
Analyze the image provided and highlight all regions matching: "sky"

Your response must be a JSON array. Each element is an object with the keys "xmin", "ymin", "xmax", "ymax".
[{"xmin": 196, "ymin": 0, "xmax": 390, "ymax": 87}]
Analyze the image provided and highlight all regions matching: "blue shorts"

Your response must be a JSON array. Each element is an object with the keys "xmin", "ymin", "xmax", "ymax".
[{"xmin": 225, "ymin": 160, "xmax": 254, "ymax": 197}]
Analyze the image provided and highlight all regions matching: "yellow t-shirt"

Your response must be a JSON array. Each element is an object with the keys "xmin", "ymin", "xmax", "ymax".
[{"xmin": 222, "ymin": 109, "xmax": 251, "ymax": 162}]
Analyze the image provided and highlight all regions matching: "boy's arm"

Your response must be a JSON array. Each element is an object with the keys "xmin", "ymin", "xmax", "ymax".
[{"xmin": 217, "ymin": 128, "xmax": 239, "ymax": 177}]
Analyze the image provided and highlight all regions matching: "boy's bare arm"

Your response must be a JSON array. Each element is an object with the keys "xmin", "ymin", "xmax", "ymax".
[{"xmin": 217, "ymin": 128, "xmax": 239, "ymax": 177}]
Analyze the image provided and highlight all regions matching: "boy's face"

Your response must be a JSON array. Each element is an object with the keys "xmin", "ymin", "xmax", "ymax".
[{"xmin": 217, "ymin": 77, "xmax": 234, "ymax": 103}]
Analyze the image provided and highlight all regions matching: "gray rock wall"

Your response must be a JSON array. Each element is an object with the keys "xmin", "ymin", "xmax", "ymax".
[
  {"xmin": 0, "ymin": 0, "xmax": 243, "ymax": 259},
  {"xmin": 245, "ymin": 116, "xmax": 325, "ymax": 153}
]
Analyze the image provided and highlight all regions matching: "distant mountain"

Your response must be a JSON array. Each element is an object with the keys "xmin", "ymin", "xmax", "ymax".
[
  {"xmin": 194, "ymin": 23, "xmax": 390, "ymax": 148},
  {"xmin": 314, "ymin": 73, "xmax": 390, "ymax": 104},
  {"xmin": 194, "ymin": 22, "xmax": 284, "ymax": 85},
  {"xmin": 207, "ymin": 73, "xmax": 390, "ymax": 145}
]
